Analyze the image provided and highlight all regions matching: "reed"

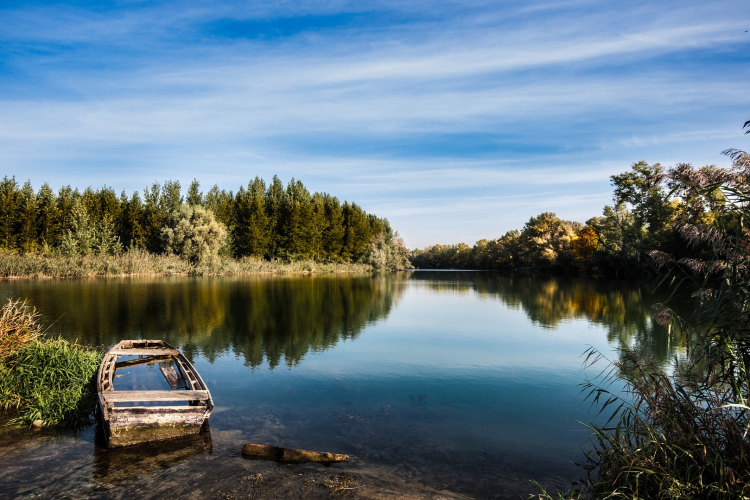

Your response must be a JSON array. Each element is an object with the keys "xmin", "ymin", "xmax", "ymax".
[
  {"xmin": 0, "ymin": 248, "xmax": 373, "ymax": 279},
  {"xmin": 533, "ymin": 348, "xmax": 750, "ymax": 500},
  {"xmin": 0, "ymin": 299, "xmax": 42, "ymax": 361}
]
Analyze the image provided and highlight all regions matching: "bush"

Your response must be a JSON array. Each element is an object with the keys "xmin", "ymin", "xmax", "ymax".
[{"xmin": 161, "ymin": 204, "xmax": 227, "ymax": 264}]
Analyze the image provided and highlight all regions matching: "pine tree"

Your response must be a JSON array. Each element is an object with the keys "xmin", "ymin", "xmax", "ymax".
[
  {"xmin": 342, "ymin": 202, "xmax": 371, "ymax": 262},
  {"xmin": 0, "ymin": 177, "xmax": 18, "ymax": 249},
  {"xmin": 15, "ymin": 181, "xmax": 38, "ymax": 252},
  {"xmin": 119, "ymin": 191, "xmax": 146, "ymax": 248},
  {"xmin": 323, "ymin": 195, "xmax": 344, "ymax": 261},
  {"xmin": 142, "ymin": 182, "xmax": 163, "ymax": 252},
  {"xmin": 265, "ymin": 176, "xmax": 285, "ymax": 258},
  {"xmin": 186, "ymin": 179, "xmax": 203, "ymax": 206},
  {"xmin": 36, "ymin": 183, "xmax": 59, "ymax": 248},
  {"xmin": 56, "ymin": 185, "xmax": 79, "ymax": 237}
]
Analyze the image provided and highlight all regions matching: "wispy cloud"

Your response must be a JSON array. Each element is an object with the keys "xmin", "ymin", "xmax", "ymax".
[{"xmin": 0, "ymin": 0, "xmax": 748, "ymax": 246}]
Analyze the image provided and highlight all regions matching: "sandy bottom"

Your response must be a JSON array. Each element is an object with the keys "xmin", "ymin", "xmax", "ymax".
[{"xmin": 0, "ymin": 413, "xmax": 574, "ymax": 500}]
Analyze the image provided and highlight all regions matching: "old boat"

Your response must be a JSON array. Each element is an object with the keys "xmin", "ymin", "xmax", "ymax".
[{"xmin": 97, "ymin": 339, "xmax": 214, "ymax": 448}]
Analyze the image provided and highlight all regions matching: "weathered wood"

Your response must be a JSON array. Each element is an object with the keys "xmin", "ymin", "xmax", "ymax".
[
  {"xmin": 102, "ymin": 390, "xmax": 209, "ymax": 402},
  {"xmin": 115, "ymin": 356, "xmax": 173, "ymax": 369},
  {"xmin": 241, "ymin": 444, "xmax": 350, "ymax": 464},
  {"xmin": 110, "ymin": 409, "xmax": 207, "ymax": 427},
  {"xmin": 98, "ymin": 340, "xmax": 214, "ymax": 448},
  {"xmin": 108, "ymin": 348, "xmax": 179, "ymax": 356},
  {"xmin": 159, "ymin": 365, "xmax": 185, "ymax": 390}
]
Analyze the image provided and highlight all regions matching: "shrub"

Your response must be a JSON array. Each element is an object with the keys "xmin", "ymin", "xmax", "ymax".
[{"xmin": 162, "ymin": 204, "xmax": 227, "ymax": 264}]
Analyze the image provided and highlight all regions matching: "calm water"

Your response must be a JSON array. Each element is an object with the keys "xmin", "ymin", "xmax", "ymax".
[{"xmin": 0, "ymin": 272, "xmax": 685, "ymax": 499}]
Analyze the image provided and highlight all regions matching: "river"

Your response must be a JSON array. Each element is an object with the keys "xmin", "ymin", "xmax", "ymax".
[{"xmin": 0, "ymin": 271, "xmax": 685, "ymax": 499}]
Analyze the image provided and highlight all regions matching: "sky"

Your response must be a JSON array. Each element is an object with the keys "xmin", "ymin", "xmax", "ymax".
[{"xmin": 0, "ymin": 0, "xmax": 748, "ymax": 248}]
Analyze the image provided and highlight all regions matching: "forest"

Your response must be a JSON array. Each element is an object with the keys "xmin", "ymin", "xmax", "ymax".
[
  {"xmin": 410, "ymin": 158, "xmax": 746, "ymax": 276},
  {"xmin": 0, "ymin": 176, "xmax": 410, "ymax": 271}
]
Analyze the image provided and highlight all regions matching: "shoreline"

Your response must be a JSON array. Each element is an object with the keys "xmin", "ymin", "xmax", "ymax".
[{"xmin": 0, "ymin": 249, "xmax": 379, "ymax": 280}]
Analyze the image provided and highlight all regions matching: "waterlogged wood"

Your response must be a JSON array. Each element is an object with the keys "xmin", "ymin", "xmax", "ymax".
[
  {"xmin": 102, "ymin": 390, "xmax": 209, "ymax": 402},
  {"xmin": 109, "ymin": 348, "xmax": 179, "ymax": 356},
  {"xmin": 160, "ymin": 365, "xmax": 185, "ymax": 389},
  {"xmin": 241, "ymin": 443, "xmax": 350, "ymax": 464},
  {"xmin": 115, "ymin": 355, "xmax": 172, "ymax": 369}
]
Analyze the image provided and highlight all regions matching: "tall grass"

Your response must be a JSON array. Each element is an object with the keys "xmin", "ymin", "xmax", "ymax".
[
  {"xmin": 536, "ymin": 144, "xmax": 750, "ymax": 499},
  {"xmin": 0, "ymin": 248, "xmax": 373, "ymax": 279},
  {"xmin": 0, "ymin": 300, "xmax": 101, "ymax": 426},
  {"xmin": 0, "ymin": 299, "xmax": 42, "ymax": 361}
]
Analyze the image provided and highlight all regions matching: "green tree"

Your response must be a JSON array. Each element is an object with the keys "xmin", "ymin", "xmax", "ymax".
[
  {"xmin": 15, "ymin": 181, "xmax": 38, "ymax": 253},
  {"xmin": 233, "ymin": 178, "xmax": 271, "ymax": 258},
  {"xmin": 162, "ymin": 204, "xmax": 227, "ymax": 264},
  {"xmin": 322, "ymin": 195, "xmax": 345, "ymax": 261},
  {"xmin": 142, "ymin": 182, "xmax": 163, "ymax": 252},
  {"xmin": 610, "ymin": 161, "xmax": 674, "ymax": 260},
  {"xmin": 119, "ymin": 191, "xmax": 145, "ymax": 248},
  {"xmin": 342, "ymin": 202, "xmax": 371, "ymax": 262},
  {"xmin": 35, "ymin": 183, "xmax": 59, "ymax": 248},
  {"xmin": 55, "ymin": 185, "xmax": 79, "ymax": 237},
  {"xmin": 60, "ymin": 200, "xmax": 96, "ymax": 256},
  {"xmin": 0, "ymin": 177, "xmax": 18, "ymax": 249},
  {"xmin": 264, "ymin": 176, "xmax": 285, "ymax": 258},
  {"xmin": 186, "ymin": 179, "xmax": 203, "ymax": 206}
]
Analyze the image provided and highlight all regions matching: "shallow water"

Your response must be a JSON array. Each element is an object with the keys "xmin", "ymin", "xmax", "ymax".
[{"xmin": 0, "ymin": 272, "xmax": 686, "ymax": 499}]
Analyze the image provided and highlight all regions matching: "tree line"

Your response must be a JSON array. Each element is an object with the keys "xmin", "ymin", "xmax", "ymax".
[
  {"xmin": 410, "ymin": 159, "xmax": 745, "ymax": 275},
  {"xmin": 0, "ymin": 176, "xmax": 409, "ymax": 268}
]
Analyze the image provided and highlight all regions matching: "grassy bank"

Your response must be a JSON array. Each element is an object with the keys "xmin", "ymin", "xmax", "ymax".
[
  {"xmin": 0, "ymin": 300, "xmax": 101, "ymax": 426},
  {"xmin": 0, "ymin": 248, "xmax": 374, "ymax": 279}
]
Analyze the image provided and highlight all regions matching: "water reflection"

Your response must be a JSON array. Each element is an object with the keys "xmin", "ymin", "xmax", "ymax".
[
  {"xmin": 409, "ymin": 271, "xmax": 691, "ymax": 365},
  {"xmin": 93, "ymin": 430, "xmax": 213, "ymax": 485},
  {"xmin": 0, "ymin": 272, "xmax": 696, "ymax": 499},
  {"xmin": 0, "ymin": 272, "xmax": 691, "ymax": 368},
  {"xmin": 0, "ymin": 274, "xmax": 405, "ymax": 368}
]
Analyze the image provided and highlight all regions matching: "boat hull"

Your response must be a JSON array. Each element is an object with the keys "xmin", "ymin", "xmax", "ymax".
[
  {"xmin": 104, "ymin": 407, "xmax": 211, "ymax": 448},
  {"xmin": 97, "ymin": 340, "xmax": 214, "ymax": 448}
]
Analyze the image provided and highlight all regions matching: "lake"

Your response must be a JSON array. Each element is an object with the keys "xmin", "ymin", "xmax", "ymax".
[{"xmin": 0, "ymin": 272, "xmax": 683, "ymax": 499}]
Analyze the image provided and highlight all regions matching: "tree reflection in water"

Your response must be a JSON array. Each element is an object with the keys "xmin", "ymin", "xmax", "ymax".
[
  {"xmin": 0, "ymin": 272, "xmax": 688, "ymax": 369},
  {"xmin": 0, "ymin": 274, "xmax": 406, "ymax": 367},
  {"xmin": 409, "ymin": 271, "xmax": 691, "ymax": 367}
]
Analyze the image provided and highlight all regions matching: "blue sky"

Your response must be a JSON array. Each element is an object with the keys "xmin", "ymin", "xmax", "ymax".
[{"xmin": 1, "ymin": 0, "xmax": 748, "ymax": 248}]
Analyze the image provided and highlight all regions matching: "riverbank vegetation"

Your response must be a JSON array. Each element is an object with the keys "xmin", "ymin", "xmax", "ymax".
[
  {"xmin": 536, "ymin": 122, "xmax": 750, "ymax": 499},
  {"xmin": 0, "ymin": 300, "xmax": 101, "ymax": 426},
  {"xmin": 0, "ymin": 176, "xmax": 410, "ymax": 277},
  {"xmin": 411, "ymin": 133, "xmax": 750, "ymax": 277}
]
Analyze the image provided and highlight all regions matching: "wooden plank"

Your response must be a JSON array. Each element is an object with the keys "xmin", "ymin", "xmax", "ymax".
[
  {"xmin": 110, "ymin": 406, "xmax": 209, "ymax": 414},
  {"xmin": 108, "ymin": 348, "xmax": 179, "ymax": 356},
  {"xmin": 159, "ymin": 365, "xmax": 185, "ymax": 390},
  {"xmin": 115, "ymin": 356, "xmax": 172, "ymax": 369},
  {"xmin": 102, "ymin": 390, "xmax": 209, "ymax": 402}
]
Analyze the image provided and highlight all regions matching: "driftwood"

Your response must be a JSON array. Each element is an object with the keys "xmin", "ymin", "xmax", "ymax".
[{"xmin": 241, "ymin": 443, "xmax": 349, "ymax": 464}]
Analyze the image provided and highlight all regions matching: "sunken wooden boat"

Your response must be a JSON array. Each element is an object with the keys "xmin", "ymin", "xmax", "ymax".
[{"xmin": 97, "ymin": 340, "xmax": 214, "ymax": 448}]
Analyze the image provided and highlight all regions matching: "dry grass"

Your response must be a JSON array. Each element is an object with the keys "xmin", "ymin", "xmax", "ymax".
[
  {"xmin": 0, "ymin": 248, "xmax": 373, "ymax": 279},
  {"xmin": 0, "ymin": 299, "xmax": 42, "ymax": 362}
]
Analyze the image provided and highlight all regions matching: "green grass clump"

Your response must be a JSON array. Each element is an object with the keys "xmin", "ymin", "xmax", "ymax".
[{"xmin": 0, "ymin": 338, "xmax": 102, "ymax": 426}]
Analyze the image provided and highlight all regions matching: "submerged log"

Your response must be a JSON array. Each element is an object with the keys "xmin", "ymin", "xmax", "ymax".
[{"xmin": 241, "ymin": 443, "xmax": 349, "ymax": 464}]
